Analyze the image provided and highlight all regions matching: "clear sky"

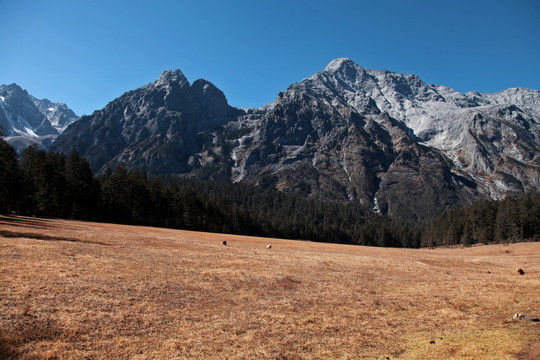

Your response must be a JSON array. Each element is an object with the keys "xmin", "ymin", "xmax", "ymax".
[{"xmin": 1, "ymin": 0, "xmax": 539, "ymax": 116}]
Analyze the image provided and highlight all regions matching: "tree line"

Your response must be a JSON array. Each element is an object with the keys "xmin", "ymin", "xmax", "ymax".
[
  {"xmin": 421, "ymin": 194, "xmax": 540, "ymax": 247},
  {"xmin": 0, "ymin": 138, "xmax": 538, "ymax": 247}
]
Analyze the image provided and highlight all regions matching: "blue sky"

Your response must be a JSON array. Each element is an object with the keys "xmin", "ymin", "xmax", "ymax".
[{"xmin": 1, "ymin": 0, "xmax": 539, "ymax": 115}]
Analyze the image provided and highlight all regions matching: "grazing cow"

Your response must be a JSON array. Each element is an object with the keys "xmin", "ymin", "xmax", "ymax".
[
  {"xmin": 517, "ymin": 268, "xmax": 524, "ymax": 275},
  {"xmin": 222, "ymin": 240, "xmax": 227, "ymax": 246},
  {"xmin": 266, "ymin": 244, "xmax": 272, "ymax": 249}
]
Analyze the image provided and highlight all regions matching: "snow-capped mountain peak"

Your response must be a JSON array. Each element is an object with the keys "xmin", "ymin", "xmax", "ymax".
[{"xmin": 0, "ymin": 83, "xmax": 78, "ymax": 151}]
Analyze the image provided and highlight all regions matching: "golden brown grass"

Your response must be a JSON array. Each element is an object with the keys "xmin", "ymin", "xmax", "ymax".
[{"xmin": 1, "ymin": 215, "xmax": 539, "ymax": 359}]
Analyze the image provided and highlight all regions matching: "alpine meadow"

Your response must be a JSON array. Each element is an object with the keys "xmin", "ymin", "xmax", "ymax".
[{"xmin": 1, "ymin": 216, "xmax": 539, "ymax": 359}]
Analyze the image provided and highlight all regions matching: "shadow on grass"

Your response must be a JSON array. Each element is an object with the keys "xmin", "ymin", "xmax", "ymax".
[
  {"xmin": 0, "ymin": 334, "xmax": 19, "ymax": 360},
  {"xmin": 0, "ymin": 215, "xmax": 51, "ymax": 230},
  {"xmin": 0, "ymin": 230, "xmax": 108, "ymax": 246},
  {"xmin": 0, "ymin": 313, "xmax": 63, "ymax": 360}
]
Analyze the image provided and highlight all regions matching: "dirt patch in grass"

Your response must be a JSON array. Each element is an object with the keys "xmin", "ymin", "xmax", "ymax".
[{"xmin": 1, "ymin": 215, "xmax": 539, "ymax": 359}]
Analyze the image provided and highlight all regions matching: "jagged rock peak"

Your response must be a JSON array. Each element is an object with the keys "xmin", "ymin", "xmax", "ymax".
[
  {"xmin": 192, "ymin": 78, "xmax": 226, "ymax": 98},
  {"xmin": 1, "ymin": 83, "xmax": 25, "ymax": 92},
  {"xmin": 155, "ymin": 69, "xmax": 189, "ymax": 87},
  {"xmin": 0, "ymin": 84, "xmax": 31, "ymax": 101},
  {"xmin": 324, "ymin": 57, "xmax": 361, "ymax": 73}
]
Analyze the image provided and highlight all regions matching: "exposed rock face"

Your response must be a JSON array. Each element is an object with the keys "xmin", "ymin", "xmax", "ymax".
[
  {"xmin": 51, "ymin": 59, "xmax": 540, "ymax": 220},
  {"xmin": 0, "ymin": 84, "xmax": 78, "ymax": 151},
  {"xmin": 51, "ymin": 70, "xmax": 243, "ymax": 174},
  {"xmin": 286, "ymin": 58, "xmax": 540, "ymax": 201}
]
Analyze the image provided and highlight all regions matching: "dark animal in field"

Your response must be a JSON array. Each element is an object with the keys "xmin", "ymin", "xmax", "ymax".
[
  {"xmin": 222, "ymin": 241, "xmax": 227, "ymax": 246},
  {"xmin": 517, "ymin": 268, "xmax": 524, "ymax": 275}
]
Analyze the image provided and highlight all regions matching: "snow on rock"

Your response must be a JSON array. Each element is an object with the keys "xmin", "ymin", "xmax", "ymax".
[
  {"xmin": 0, "ymin": 83, "xmax": 78, "ymax": 151},
  {"xmin": 308, "ymin": 59, "xmax": 540, "ymax": 200}
]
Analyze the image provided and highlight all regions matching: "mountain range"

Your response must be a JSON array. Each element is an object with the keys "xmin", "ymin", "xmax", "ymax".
[
  {"xmin": 0, "ymin": 83, "xmax": 78, "ymax": 151},
  {"xmin": 10, "ymin": 58, "xmax": 540, "ymax": 220}
]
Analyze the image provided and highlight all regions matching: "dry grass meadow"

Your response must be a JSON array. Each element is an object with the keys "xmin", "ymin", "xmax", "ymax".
[{"xmin": 1, "ymin": 215, "xmax": 539, "ymax": 359}]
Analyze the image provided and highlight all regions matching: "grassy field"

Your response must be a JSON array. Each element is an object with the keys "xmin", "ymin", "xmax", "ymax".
[{"xmin": 1, "ymin": 215, "xmax": 539, "ymax": 359}]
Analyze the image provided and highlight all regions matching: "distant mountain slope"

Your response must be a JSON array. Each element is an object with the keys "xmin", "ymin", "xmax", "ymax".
[
  {"xmin": 51, "ymin": 59, "xmax": 540, "ymax": 220},
  {"xmin": 0, "ymin": 84, "xmax": 78, "ymax": 151}
]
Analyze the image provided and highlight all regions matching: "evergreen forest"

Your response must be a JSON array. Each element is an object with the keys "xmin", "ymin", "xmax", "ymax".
[{"xmin": 1, "ymin": 138, "xmax": 539, "ymax": 248}]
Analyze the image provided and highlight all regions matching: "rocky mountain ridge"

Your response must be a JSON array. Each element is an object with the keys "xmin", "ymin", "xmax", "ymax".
[
  {"xmin": 50, "ymin": 59, "xmax": 540, "ymax": 220},
  {"xmin": 0, "ymin": 83, "xmax": 78, "ymax": 151}
]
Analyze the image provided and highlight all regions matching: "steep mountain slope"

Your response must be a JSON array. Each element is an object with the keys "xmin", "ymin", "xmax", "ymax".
[
  {"xmin": 51, "ymin": 70, "xmax": 243, "ymax": 175},
  {"xmin": 222, "ymin": 60, "xmax": 482, "ymax": 219},
  {"xmin": 51, "ymin": 59, "xmax": 540, "ymax": 220},
  {"xmin": 0, "ymin": 84, "xmax": 78, "ymax": 151}
]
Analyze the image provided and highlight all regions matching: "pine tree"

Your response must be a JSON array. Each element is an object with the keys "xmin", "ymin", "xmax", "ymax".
[
  {"xmin": 19, "ymin": 145, "xmax": 47, "ymax": 216},
  {"xmin": 0, "ymin": 139, "xmax": 20, "ymax": 214},
  {"xmin": 65, "ymin": 151, "xmax": 99, "ymax": 220},
  {"xmin": 99, "ymin": 165, "xmax": 132, "ymax": 223}
]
